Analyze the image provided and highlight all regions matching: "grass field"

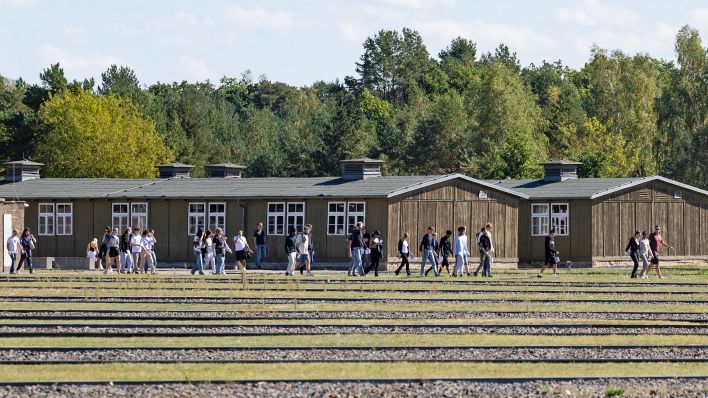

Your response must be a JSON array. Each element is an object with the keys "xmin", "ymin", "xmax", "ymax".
[{"xmin": 0, "ymin": 266, "xmax": 706, "ymax": 393}]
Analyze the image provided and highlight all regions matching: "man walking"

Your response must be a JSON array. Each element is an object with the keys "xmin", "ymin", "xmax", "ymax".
[
  {"xmin": 253, "ymin": 222, "xmax": 267, "ymax": 269},
  {"xmin": 453, "ymin": 226, "xmax": 469, "ymax": 277},
  {"xmin": 648, "ymin": 225, "xmax": 673, "ymax": 279},
  {"xmin": 6, "ymin": 229, "xmax": 19, "ymax": 274},
  {"xmin": 348, "ymin": 222, "xmax": 365, "ymax": 277},
  {"xmin": 419, "ymin": 226, "xmax": 439, "ymax": 277},
  {"xmin": 478, "ymin": 224, "xmax": 493, "ymax": 277}
]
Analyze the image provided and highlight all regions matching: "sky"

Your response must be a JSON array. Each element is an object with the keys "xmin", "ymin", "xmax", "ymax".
[{"xmin": 2, "ymin": 0, "xmax": 708, "ymax": 87}]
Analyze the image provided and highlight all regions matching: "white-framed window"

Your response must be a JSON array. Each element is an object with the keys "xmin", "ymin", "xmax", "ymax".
[
  {"xmin": 130, "ymin": 203, "xmax": 148, "ymax": 231},
  {"xmin": 287, "ymin": 202, "xmax": 305, "ymax": 234},
  {"xmin": 112, "ymin": 203, "xmax": 129, "ymax": 232},
  {"xmin": 55, "ymin": 203, "xmax": 73, "ymax": 236},
  {"xmin": 531, "ymin": 203, "xmax": 549, "ymax": 236},
  {"xmin": 550, "ymin": 203, "xmax": 570, "ymax": 236},
  {"xmin": 38, "ymin": 203, "xmax": 55, "ymax": 236},
  {"xmin": 674, "ymin": 190, "xmax": 683, "ymax": 199},
  {"xmin": 267, "ymin": 202, "xmax": 285, "ymax": 235},
  {"xmin": 208, "ymin": 203, "xmax": 226, "ymax": 233},
  {"xmin": 188, "ymin": 202, "xmax": 206, "ymax": 236},
  {"xmin": 347, "ymin": 202, "xmax": 366, "ymax": 233},
  {"xmin": 327, "ymin": 202, "xmax": 346, "ymax": 235}
]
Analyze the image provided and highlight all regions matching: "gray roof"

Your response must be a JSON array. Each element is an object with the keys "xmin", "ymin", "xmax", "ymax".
[
  {"xmin": 487, "ymin": 176, "xmax": 708, "ymax": 199},
  {"xmin": 0, "ymin": 173, "xmax": 527, "ymax": 200}
]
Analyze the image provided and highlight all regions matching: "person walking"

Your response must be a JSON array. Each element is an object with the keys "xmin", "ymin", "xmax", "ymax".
[
  {"xmin": 538, "ymin": 229, "xmax": 558, "ymax": 278},
  {"xmin": 213, "ymin": 228, "xmax": 231, "ymax": 275},
  {"xmin": 348, "ymin": 222, "xmax": 365, "ymax": 277},
  {"xmin": 478, "ymin": 226, "xmax": 493, "ymax": 277},
  {"xmin": 424, "ymin": 232, "xmax": 441, "ymax": 276},
  {"xmin": 648, "ymin": 225, "xmax": 673, "ymax": 279},
  {"xmin": 119, "ymin": 227, "xmax": 132, "ymax": 273},
  {"xmin": 97, "ymin": 226, "xmax": 110, "ymax": 271},
  {"xmin": 86, "ymin": 238, "xmax": 98, "ymax": 268},
  {"xmin": 361, "ymin": 226, "xmax": 371, "ymax": 274},
  {"xmin": 452, "ymin": 226, "xmax": 470, "ymax": 277},
  {"xmin": 473, "ymin": 227, "xmax": 486, "ymax": 276},
  {"xmin": 130, "ymin": 227, "xmax": 143, "ymax": 274},
  {"xmin": 639, "ymin": 231, "xmax": 653, "ymax": 279},
  {"xmin": 6, "ymin": 229, "xmax": 19, "ymax": 274},
  {"xmin": 15, "ymin": 228, "xmax": 36, "ymax": 274},
  {"xmin": 203, "ymin": 230, "xmax": 215, "ymax": 274},
  {"xmin": 433, "ymin": 230, "xmax": 453, "ymax": 276},
  {"xmin": 148, "ymin": 229, "xmax": 158, "ymax": 272},
  {"xmin": 253, "ymin": 222, "xmax": 267, "ymax": 269},
  {"xmin": 394, "ymin": 232, "xmax": 411, "ymax": 276},
  {"xmin": 419, "ymin": 226, "xmax": 439, "ymax": 277},
  {"xmin": 285, "ymin": 227, "xmax": 299, "ymax": 276},
  {"xmin": 365, "ymin": 230, "xmax": 384, "ymax": 276},
  {"xmin": 625, "ymin": 231, "xmax": 641, "ymax": 278},
  {"xmin": 233, "ymin": 230, "xmax": 250, "ymax": 274},
  {"xmin": 306, "ymin": 224, "xmax": 315, "ymax": 266},
  {"xmin": 139, "ymin": 229, "xmax": 156, "ymax": 274},
  {"xmin": 191, "ymin": 227, "xmax": 205, "ymax": 275},
  {"xmin": 296, "ymin": 224, "xmax": 314, "ymax": 276},
  {"xmin": 105, "ymin": 227, "xmax": 121, "ymax": 274}
]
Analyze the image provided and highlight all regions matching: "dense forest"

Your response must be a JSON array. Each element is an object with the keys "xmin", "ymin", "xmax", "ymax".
[{"xmin": 1, "ymin": 25, "xmax": 707, "ymax": 188}]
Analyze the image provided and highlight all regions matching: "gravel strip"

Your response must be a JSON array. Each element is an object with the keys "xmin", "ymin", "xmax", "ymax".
[
  {"xmin": 1, "ymin": 378, "xmax": 706, "ymax": 398},
  {"xmin": 0, "ymin": 325, "xmax": 704, "ymax": 336},
  {"xmin": 1, "ymin": 347, "xmax": 706, "ymax": 362},
  {"xmin": 3, "ymin": 297, "xmax": 703, "ymax": 305},
  {"xmin": 2, "ymin": 310, "xmax": 705, "ymax": 322}
]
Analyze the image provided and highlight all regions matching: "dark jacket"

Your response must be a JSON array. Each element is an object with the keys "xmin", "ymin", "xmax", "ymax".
[
  {"xmin": 120, "ymin": 234, "xmax": 131, "ymax": 253},
  {"xmin": 625, "ymin": 237, "xmax": 639, "ymax": 255},
  {"xmin": 419, "ymin": 234, "xmax": 434, "ymax": 252},
  {"xmin": 478, "ymin": 233, "xmax": 491, "ymax": 252},
  {"xmin": 351, "ymin": 229, "xmax": 363, "ymax": 249},
  {"xmin": 285, "ymin": 234, "xmax": 298, "ymax": 254},
  {"xmin": 439, "ymin": 235, "xmax": 452, "ymax": 257},
  {"xmin": 544, "ymin": 236, "xmax": 556, "ymax": 258}
]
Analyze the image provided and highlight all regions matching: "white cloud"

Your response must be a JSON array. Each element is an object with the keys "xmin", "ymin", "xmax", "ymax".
[
  {"xmin": 377, "ymin": 0, "xmax": 456, "ymax": 9},
  {"xmin": 38, "ymin": 45, "xmax": 121, "ymax": 76},
  {"xmin": 221, "ymin": 5, "xmax": 297, "ymax": 31},
  {"xmin": 554, "ymin": 0, "xmax": 639, "ymax": 27},
  {"xmin": 414, "ymin": 20, "xmax": 557, "ymax": 52},
  {"xmin": 62, "ymin": 26, "xmax": 86, "ymax": 42},
  {"xmin": 0, "ymin": 0, "xmax": 40, "ymax": 7},
  {"xmin": 177, "ymin": 55, "xmax": 212, "ymax": 81}
]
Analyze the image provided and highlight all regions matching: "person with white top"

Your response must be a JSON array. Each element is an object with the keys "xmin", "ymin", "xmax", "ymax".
[
  {"xmin": 139, "ymin": 230, "xmax": 156, "ymax": 274},
  {"xmin": 105, "ymin": 227, "xmax": 121, "ymax": 274},
  {"xmin": 453, "ymin": 226, "xmax": 470, "ymax": 277},
  {"xmin": 296, "ymin": 225, "xmax": 313, "ymax": 276},
  {"xmin": 285, "ymin": 227, "xmax": 299, "ymax": 276},
  {"xmin": 191, "ymin": 227, "xmax": 204, "ymax": 275},
  {"xmin": 130, "ymin": 227, "xmax": 143, "ymax": 274},
  {"xmin": 204, "ymin": 230, "xmax": 215, "ymax": 274},
  {"xmin": 394, "ymin": 232, "xmax": 411, "ymax": 276},
  {"xmin": 639, "ymin": 231, "xmax": 654, "ymax": 279},
  {"xmin": 6, "ymin": 229, "xmax": 19, "ymax": 274},
  {"xmin": 233, "ymin": 230, "xmax": 250, "ymax": 274},
  {"xmin": 213, "ymin": 228, "xmax": 231, "ymax": 275}
]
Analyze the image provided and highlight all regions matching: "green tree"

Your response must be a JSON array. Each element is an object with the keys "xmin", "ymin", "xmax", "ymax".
[{"xmin": 35, "ymin": 91, "xmax": 172, "ymax": 177}]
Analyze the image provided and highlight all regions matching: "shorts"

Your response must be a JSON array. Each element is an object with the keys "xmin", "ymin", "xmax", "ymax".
[
  {"xmin": 651, "ymin": 255, "xmax": 659, "ymax": 265},
  {"xmin": 545, "ymin": 256, "xmax": 557, "ymax": 265},
  {"xmin": 108, "ymin": 247, "xmax": 119, "ymax": 258},
  {"xmin": 300, "ymin": 253, "xmax": 310, "ymax": 263},
  {"xmin": 235, "ymin": 250, "xmax": 247, "ymax": 261},
  {"xmin": 99, "ymin": 244, "xmax": 108, "ymax": 257}
]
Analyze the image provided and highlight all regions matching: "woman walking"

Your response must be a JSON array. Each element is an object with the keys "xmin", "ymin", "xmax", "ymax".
[
  {"xmin": 203, "ymin": 230, "xmax": 215, "ymax": 274},
  {"xmin": 453, "ymin": 226, "xmax": 469, "ymax": 277},
  {"xmin": 394, "ymin": 232, "xmax": 411, "ymax": 276},
  {"xmin": 285, "ymin": 227, "xmax": 299, "ymax": 276},
  {"xmin": 139, "ymin": 229, "xmax": 156, "ymax": 274},
  {"xmin": 15, "ymin": 228, "xmax": 36, "ymax": 274},
  {"xmin": 639, "ymin": 231, "xmax": 653, "ymax": 279},
  {"xmin": 120, "ymin": 227, "xmax": 132, "ymax": 273},
  {"xmin": 213, "ymin": 228, "xmax": 230, "ymax": 275},
  {"xmin": 233, "ymin": 230, "xmax": 250, "ymax": 274},
  {"xmin": 625, "ymin": 231, "xmax": 641, "ymax": 278},
  {"xmin": 366, "ymin": 230, "xmax": 384, "ymax": 276},
  {"xmin": 191, "ymin": 227, "xmax": 204, "ymax": 275},
  {"xmin": 538, "ymin": 229, "xmax": 558, "ymax": 278},
  {"xmin": 105, "ymin": 227, "xmax": 121, "ymax": 274}
]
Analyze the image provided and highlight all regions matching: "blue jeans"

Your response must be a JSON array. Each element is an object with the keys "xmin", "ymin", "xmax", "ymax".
[
  {"xmin": 192, "ymin": 250, "xmax": 204, "ymax": 274},
  {"xmin": 453, "ymin": 254, "xmax": 467, "ymax": 276},
  {"xmin": 256, "ymin": 244, "xmax": 266, "ymax": 267},
  {"xmin": 420, "ymin": 249, "xmax": 439, "ymax": 276},
  {"xmin": 482, "ymin": 254, "xmax": 492, "ymax": 276},
  {"xmin": 215, "ymin": 253, "xmax": 225, "ymax": 274},
  {"xmin": 8, "ymin": 253, "xmax": 16, "ymax": 273},
  {"xmin": 350, "ymin": 247, "xmax": 364, "ymax": 276}
]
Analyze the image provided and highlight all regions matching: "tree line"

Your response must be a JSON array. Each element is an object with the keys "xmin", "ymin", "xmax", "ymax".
[{"xmin": 0, "ymin": 25, "xmax": 706, "ymax": 188}]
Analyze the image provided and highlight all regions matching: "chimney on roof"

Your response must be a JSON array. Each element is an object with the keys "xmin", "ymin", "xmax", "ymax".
[
  {"xmin": 4, "ymin": 160, "xmax": 43, "ymax": 182},
  {"xmin": 541, "ymin": 160, "xmax": 582, "ymax": 182},
  {"xmin": 157, "ymin": 162, "xmax": 193, "ymax": 178},
  {"xmin": 339, "ymin": 158, "xmax": 383, "ymax": 180},
  {"xmin": 205, "ymin": 163, "xmax": 246, "ymax": 178}
]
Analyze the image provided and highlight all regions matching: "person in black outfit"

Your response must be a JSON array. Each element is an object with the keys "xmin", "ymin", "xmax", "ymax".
[
  {"xmin": 625, "ymin": 231, "xmax": 641, "ymax": 278},
  {"xmin": 478, "ymin": 230, "xmax": 493, "ymax": 277},
  {"xmin": 436, "ymin": 230, "xmax": 453, "ymax": 275},
  {"xmin": 365, "ymin": 230, "xmax": 383, "ymax": 276},
  {"xmin": 538, "ymin": 229, "xmax": 558, "ymax": 278},
  {"xmin": 394, "ymin": 232, "xmax": 411, "ymax": 276}
]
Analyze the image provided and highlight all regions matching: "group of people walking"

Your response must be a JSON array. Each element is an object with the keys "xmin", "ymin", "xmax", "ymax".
[
  {"xmin": 393, "ymin": 223, "xmax": 495, "ymax": 277},
  {"xmin": 87, "ymin": 227, "xmax": 158, "ymax": 274},
  {"xmin": 6, "ymin": 227, "xmax": 37, "ymax": 274},
  {"xmin": 192, "ymin": 228, "xmax": 255, "ymax": 275},
  {"xmin": 625, "ymin": 225, "xmax": 674, "ymax": 279}
]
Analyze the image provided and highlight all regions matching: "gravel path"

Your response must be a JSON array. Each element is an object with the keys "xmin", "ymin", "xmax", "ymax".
[
  {"xmin": 1, "ymin": 347, "xmax": 705, "ymax": 362},
  {"xmin": 3, "ymin": 297, "xmax": 704, "ymax": 305},
  {"xmin": 1, "ymin": 310, "xmax": 705, "ymax": 322},
  {"xmin": 1, "ymin": 378, "xmax": 706, "ymax": 398},
  {"xmin": 0, "ymin": 325, "xmax": 704, "ymax": 336}
]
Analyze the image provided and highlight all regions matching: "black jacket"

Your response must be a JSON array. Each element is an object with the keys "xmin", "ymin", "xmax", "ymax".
[
  {"xmin": 478, "ymin": 233, "xmax": 491, "ymax": 252},
  {"xmin": 419, "ymin": 234, "xmax": 434, "ymax": 252},
  {"xmin": 544, "ymin": 236, "xmax": 556, "ymax": 258},
  {"xmin": 625, "ymin": 237, "xmax": 639, "ymax": 255},
  {"xmin": 439, "ymin": 235, "xmax": 452, "ymax": 257}
]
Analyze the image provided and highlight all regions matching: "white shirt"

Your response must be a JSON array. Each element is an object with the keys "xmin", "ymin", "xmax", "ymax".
[
  {"xmin": 639, "ymin": 238, "xmax": 652, "ymax": 256},
  {"xmin": 487, "ymin": 231, "xmax": 495, "ymax": 254},
  {"xmin": 296, "ymin": 233, "xmax": 309, "ymax": 253},
  {"xmin": 234, "ymin": 235, "xmax": 247, "ymax": 251},
  {"xmin": 454, "ymin": 234, "xmax": 469, "ymax": 256},
  {"xmin": 141, "ymin": 236, "xmax": 155, "ymax": 250},
  {"xmin": 131, "ymin": 235, "xmax": 142, "ymax": 253},
  {"xmin": 205, "ymin": 237, "xmax": 214, "ymax": 253},
  {"xmin": 6, "ymin": 236, "xmax": 19, "ymax": 254},
  {"xmin": 401, "ymin": 240, "xmax": 409, "ymax": 254}
]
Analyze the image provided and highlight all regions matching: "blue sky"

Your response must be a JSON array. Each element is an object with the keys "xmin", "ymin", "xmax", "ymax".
[{"xmin": 2, "ymin": 0, "xmax": 708, "ymax": 87}]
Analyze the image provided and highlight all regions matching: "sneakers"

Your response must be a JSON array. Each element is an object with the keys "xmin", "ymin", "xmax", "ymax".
[
  {"xmin": 473, "ymin": 271, "xmax": 478, "ymax": 277},
  {"xmin": 552, "ymin": 273, "xmax": 557, "ymax": 278},
  {"xmin": 306, "ymin": 272, "xmax": 313, "ymax": 277},
  {"xmin": 537, "ymin": 273, "xmax": 542, "ymax": 278}
]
